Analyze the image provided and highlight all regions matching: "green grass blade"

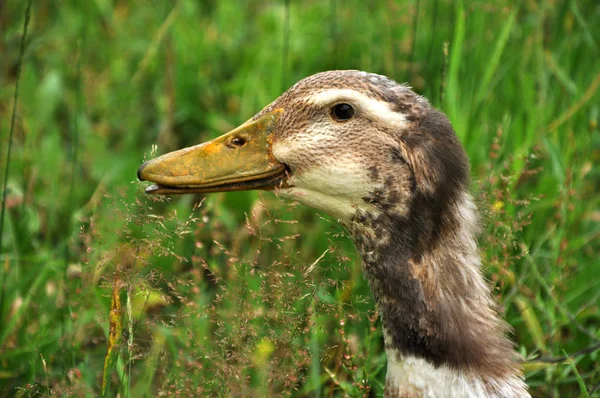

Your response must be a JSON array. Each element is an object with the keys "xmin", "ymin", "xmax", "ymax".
[
  {"xmin": 310, "ymin": 303, "xmax": 321, "ymax": 398},
  {"xmin": 443, "ymin": 0, "xmax": 465, "ymax": 135},
  {"xmin": 0, "ymin": 0, "xmax": 32, "ymax": 319},
  {"xmin": 0, "ymin": 261, "xmax": 52, "ymax": 349},
  {"xmin": 474, "ymin": 4, "xmax": 519, "ymax": 108},
  {"xmin": 563, "ymin": 351, "xmax": 591, "ymax": 398}
]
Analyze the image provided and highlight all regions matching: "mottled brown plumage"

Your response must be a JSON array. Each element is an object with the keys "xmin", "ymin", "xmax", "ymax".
[{"xmin": 138, "ymin": 70, "xmax": 529, "ymax": 397}]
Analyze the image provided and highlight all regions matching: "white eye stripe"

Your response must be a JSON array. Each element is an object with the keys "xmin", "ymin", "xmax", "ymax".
[{"xmin": 306, "ymin": 88, "xmax": 408, "ymax": 128}]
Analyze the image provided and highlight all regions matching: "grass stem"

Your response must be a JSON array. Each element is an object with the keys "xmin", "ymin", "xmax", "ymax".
[{"xmin": 0, "ymin": 0, "xmax": 32, "ymax": 325}]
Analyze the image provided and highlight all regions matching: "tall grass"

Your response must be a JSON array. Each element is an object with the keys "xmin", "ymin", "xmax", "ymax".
[
  {"xmin": 0, "ymin": 0, "xmax": 599, "ymax": 396},
  {"xmin": 0, "ymin": 0, "xmax": 32, "ymax": 325}
]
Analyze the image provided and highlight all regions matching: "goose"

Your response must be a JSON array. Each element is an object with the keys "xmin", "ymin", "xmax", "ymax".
[{"xmin": 137, "ymin": 70, "xmax": 530, "ymax": 397}]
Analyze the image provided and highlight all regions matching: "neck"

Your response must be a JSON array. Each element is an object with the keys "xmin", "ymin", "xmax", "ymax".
[{"xmin": 349, "ymin": 193, "xmax": 529, "ymax": 397}]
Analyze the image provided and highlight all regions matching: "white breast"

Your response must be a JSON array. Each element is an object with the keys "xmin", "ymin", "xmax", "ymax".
[{"xmin": 385, "ymin": 352, "xmax": 530, "ymax": 398}]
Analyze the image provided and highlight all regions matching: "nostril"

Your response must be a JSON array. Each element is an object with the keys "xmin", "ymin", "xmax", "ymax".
[
  {"xmin": 137, "ymin": 162, "xmax": 148, "ymax": 181},
  {"xmin": 228, "ymin": 137, "xmax": 246, "ymax": 148}
]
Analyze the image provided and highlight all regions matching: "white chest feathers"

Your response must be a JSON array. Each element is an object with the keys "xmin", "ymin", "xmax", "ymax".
[{"xmin": 385, "ymin": 353, "xmax": 530, "ymax": 398}]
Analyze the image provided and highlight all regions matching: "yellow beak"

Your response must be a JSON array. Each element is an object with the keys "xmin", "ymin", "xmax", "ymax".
[{"xmin": 137, "ymin": 109, "xmax": 287, "ymax": 194}]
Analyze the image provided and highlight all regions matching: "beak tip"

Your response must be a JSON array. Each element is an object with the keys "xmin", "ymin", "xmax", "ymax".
[{"xmin": 137, "ymin": 161, "xmax": 149, "ymax": 181}]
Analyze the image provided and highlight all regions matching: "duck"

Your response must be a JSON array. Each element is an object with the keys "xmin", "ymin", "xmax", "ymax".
[{"xmin": 137, "ymin": 70, "xmax": 530, "ymax": 397}]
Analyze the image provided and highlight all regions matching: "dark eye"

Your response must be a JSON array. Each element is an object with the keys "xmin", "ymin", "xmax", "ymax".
[
  {"xmin": 331, "ymin": 103, "xmax": 355, "ymax": 121},
  {"xmin": 229, "ymin": 137, "xmax": 246, "ymax": 148}
]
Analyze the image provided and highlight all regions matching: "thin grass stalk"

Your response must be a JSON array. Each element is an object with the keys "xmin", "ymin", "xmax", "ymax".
[
  {"xmin": 384, "ymin": 0, "xmax": 398, "ymax": 79},
  {"xmin": 564, "ymin": 351, "xmax": 591, "ymax": 398},
  {"xmin": 443, "ymin": 0, "xmax": 464, "ymax": 119},
  {"xmin": 281, "ymin": 0, "xmax": 291, "ymax": 92},
  {"xmin": 440, "ymin": 0, "xmax": 466, "ymax": 143},
  {"xmin": 0, "ymin": 0, "xmax": 32, "ymax": 321},
  {"xmin": 591, "ymin": 379, "xmax": 600, "ymax": 396},
  {"xmin": 64, "ymin": 41, "xmax": 81, "ymax": 268},
  {"xmin": 408, "ymin": 0, "xmax": 420, "ymax": 83},
  {"xmin": 330, "ymin": 0, "xmax": 338, "ymax": 65},
  {"xmin": 273, "ymin": 280, "xmax": 319, "ymax": 378},
  {"xmin": 426, "ymin": 0, "xmax": 439, "ymax": 104},
  {"xmin": 425, "ymin": 0, "xmax": 439, "ymax": 69},
  {"xmin": 125, "ymin": 284, "xmax": 133, "ymax": 397},
  {"xmin": 310, "ymin": 300, "xmax": 321, "ymax": 398},
  {"xmin": 132, "ymin": 5, "xmax": 179, "ymax": 85},
  {"xmin": 473, "ymin": 5, "xmax": 518, "ymax": 109},
  {"xmin": 548, "ymin": 69, "xmax": 600, "ymax": 132},
  {"xmin": 102, "ymin": 261, "xmax": 123, "ymax": 397},
  {"xmin": 0, "ymin": 259, "xmax": 52, "ymax": 348},
  {"xmin": 528, "ymin": 342, "xmax": 600, "ymax": 365},
  {"xmin": 570, "ymin": 0, "xmax": 599, "ymax": 52},
  {"xmin": 126, "ymin": 251, "xmax": 139, "ymax": 397},
  {"xmin": 60, "ymin": 37, "xmax": 82, "ymax": 370},
  {"xmin": 440, "ymin": 41, "xmax": 448, "ymax": 105}
]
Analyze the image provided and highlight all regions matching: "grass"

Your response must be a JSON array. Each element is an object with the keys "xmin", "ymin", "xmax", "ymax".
[{"xmin": 1, "ymin": 0, "xmax": 599, "ymax": 396}]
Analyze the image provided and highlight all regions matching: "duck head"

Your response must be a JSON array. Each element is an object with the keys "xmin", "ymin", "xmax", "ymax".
[{"xmin": 138, "ymin": 70, "xmax": 469, "ymax": 225}]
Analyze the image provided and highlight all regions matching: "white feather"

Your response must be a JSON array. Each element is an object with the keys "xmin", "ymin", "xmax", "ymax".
[
  {"xmin": 386, "ymin": 352, "xmax": 529, "ymax": 398},
  {"xmin": 307, "ymin": 88, "xmax": 409, "ymax": 129}
]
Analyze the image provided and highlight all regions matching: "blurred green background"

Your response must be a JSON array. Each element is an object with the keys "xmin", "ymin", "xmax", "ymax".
[{"xmin": 1, "ymin": 0, "xmax": 599, "ymax": 396}]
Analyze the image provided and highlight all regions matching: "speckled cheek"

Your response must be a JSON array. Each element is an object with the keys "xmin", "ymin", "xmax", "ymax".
[
  {"xmin": 271, "ymin": 138, "xmax": 299, "ymax": 168},
  {"xmin": 273, "ymin": 131, "xmax": 377, "ymax": 196},
  {"xmin": 272, "ymin": 125, "xmax": 335, "ymax": 167}
]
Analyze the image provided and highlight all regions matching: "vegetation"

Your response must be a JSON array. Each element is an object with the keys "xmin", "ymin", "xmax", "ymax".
[{"xmin": 1, "ymin": 0, "xmax": 599, "ymax": 396}]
